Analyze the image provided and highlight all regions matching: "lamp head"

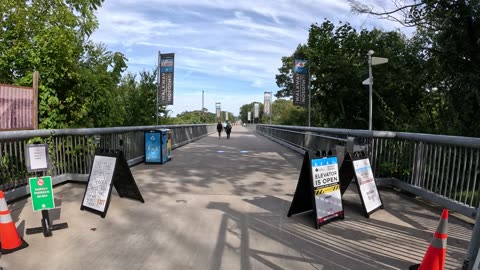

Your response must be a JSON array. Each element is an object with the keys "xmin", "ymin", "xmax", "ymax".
[{"xmin": 368, "ymin": 50, "xmax": 375, "ymax": 55}]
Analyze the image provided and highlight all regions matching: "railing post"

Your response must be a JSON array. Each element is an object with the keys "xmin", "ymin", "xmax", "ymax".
[{"xmin": 465, "ymin": 204, "xmax": 480, "ymax": 270}]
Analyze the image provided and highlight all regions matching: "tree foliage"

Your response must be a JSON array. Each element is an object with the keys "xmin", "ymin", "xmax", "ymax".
[
  {"xmin": 276, "ymin": 20, "xmax": 428, "ymax": 131},
  {"xmin": 239, "ymin": 102, "xmax": 264, "ymax": 124},
  {"xmin": 274, "ymin": 15, "xmax": 480, "ymax": 136},
  {"xmin": 0, "ymin": 0, "xmax": 132, "ymax": 128},
  {"xmin": 173, "ymin": 111, "xmax": 216, "ymax": 124},
  {"xmin": 349, "ymin": 0, "xmax": 480, "ymax": 136}
]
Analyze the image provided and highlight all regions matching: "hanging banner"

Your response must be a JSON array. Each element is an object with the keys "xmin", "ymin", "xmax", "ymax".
[
  {"xmin": 225, "ymin": 112, "xmax": 228, "ymax": 121},
  {"xmin": 293, "ymin": 57, "xmax": 308, "ymax": 106},
  {"xmin": 247, "ymin": 111, "xmax": 251, "ymax": 121},
  {"xmin": 216, "ymin": 102, "xmax": 221, "ymax": 119},
  {"xmin": 264, "ymin": 92, "xmax": 272, "ymax": 116},
  {"xmin": 254, "ymin": 103, "xmax": 259, "ymax": 118},
  {"xmin": 159, "ymin": 53, "xmax": 174, "ymax": 105}
]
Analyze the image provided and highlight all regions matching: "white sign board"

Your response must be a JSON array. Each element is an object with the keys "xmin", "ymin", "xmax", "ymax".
[
  {"xmin": 247, "ymin": 111, "xmax": 251, "ymax": 121},
  {"xmin": 25, "ymin": 144, "xmax": 50, "ymax": 172},
  {"xmin": 362, "ymin": 78, "xmax": 371, "ymax": 85},
  {"xmin": 372, "ymin": 57, "xmax": 388, "ymax": 65},
  {"xmin": 353, "ymin": 158, "xmax": 382, "ymax": 213},
  {"xmin": 311, "ymin": 157, "xmax": 343, "ymax": 223},
  {"xmin": 82, "ymin": 155, "xmax": 116, "ymax": 212}
]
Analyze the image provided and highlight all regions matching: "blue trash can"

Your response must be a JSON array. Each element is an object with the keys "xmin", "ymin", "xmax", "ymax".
[
  {"xmin": 145, "ymin": 130, "xmax": 161, "ymax": 164},
  {"xmin": 159, "ymin": 129, "xmax": 169, "ymax": 164}
]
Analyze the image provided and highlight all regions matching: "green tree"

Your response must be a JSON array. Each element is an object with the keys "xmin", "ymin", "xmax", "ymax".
[
  {"xmin": 0, "ymin": 0, "xmax": 133, "ymax": 129},
  {"xmin": 174, "ymin": 111, "xmax": 215, "ymax": 124},
  {"xmin": 239, "ymin": 102, "xmax": 264, "ymax": 124},
  {"xmin": 271, "ymin": 99, "xmax": 306, "ymax": 125},
  {"xmin": 349, "ymin": 0, "xmax": 480, "ymax": 136},
  {"xmin": 119, "ymin": 70, "xmax": 163, "ymax": 126},
  {"xmin": 276, "ymin": 20, "xmax": 428, "ymax": 131}
]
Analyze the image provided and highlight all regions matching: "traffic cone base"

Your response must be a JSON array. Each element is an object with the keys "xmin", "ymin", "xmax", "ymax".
[
  {"xmin": 410, "ymin": 209, "xmax": 448, "ymax": 270},
  {"xmin": 1, "ymin": 238, "xmax": 29, "ymax": 254},
  {"xmin": 0, "ymin": 191, "xmax": 29, "ymax": 254}
]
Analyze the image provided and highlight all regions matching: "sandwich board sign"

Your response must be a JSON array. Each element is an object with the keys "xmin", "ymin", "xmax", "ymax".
[
  {"xmin": 81, "ymin": 149, "xmax": 144, "ymax": 218},
  {"xmin": 288, "ymin": 151, "xmax": 344, "ymax": 229},
  {"xmin": 338, "ymin": 150, "xmax": 383, "ymax": 217}
]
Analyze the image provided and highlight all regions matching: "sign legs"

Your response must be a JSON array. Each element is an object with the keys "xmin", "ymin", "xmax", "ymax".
[{"xmin": 26, "ymin": 209, "xmax": 68, "ymax": 237}]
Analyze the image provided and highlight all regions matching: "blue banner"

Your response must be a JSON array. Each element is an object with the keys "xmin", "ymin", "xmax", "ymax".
[{"xmin": 294, "ymin": 58, "xmax": 308, "ymax": 74}]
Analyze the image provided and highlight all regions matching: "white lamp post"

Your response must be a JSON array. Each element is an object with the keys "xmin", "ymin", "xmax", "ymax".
[{"xmin": 364, "ymin": 50, "xmax": 388, "ymax": 130}]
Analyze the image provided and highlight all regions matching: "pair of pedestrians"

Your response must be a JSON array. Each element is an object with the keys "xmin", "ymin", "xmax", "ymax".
[{"xmin": 216, "ymin": 122, "xmax": 232, "ymax": 139}]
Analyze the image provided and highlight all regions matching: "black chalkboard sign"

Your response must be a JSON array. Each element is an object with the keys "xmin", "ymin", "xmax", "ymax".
[
  {"xmin": 81, "ymin": 149, "xmax": 144, "ymax": 218},
  {"xmin": 288, "ymin": 150, "xmax": 344, "ymax": 229}
]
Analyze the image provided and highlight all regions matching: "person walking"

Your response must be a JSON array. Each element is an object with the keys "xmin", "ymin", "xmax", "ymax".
[
  {"xmin": 216, "ymin": 121, "xmax": 223, "ymax": 139},
  {"xmin": 225, "ymin": 122, "xmax": 232, "ymax": 139}
]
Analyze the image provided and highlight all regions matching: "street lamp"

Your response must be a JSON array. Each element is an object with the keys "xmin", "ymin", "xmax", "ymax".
[{"xmin": 363, "ymin": 50, "xmax": 388, "ymax": 130}]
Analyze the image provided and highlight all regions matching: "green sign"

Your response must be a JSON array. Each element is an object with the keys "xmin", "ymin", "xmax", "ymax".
[{"xmin": 29, "ymin": 176, "xmax": 55, "ymax": 211}]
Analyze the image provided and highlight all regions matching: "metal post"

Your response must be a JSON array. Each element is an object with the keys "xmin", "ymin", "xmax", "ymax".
[
  {"xmin": 33, "ymin": 71, "xmax": 39, "ymax": 129},
  {"xmin": 368, "ymin": 51, "xmax": 373, "ymax": 131},
  {"xmin": 202, "ymin": 90, "xmax": 204, "ymax": 122},
  {"xmin": 465, "ymin": 204, "xmax": 480, "ymax": 270},
  {"xmin": 308, "ymin": 73, "xmax": 311, "ymax": 127},
  {"xmin": 156, "ymin": 51, "xmax": 161, "ymax": 125}
]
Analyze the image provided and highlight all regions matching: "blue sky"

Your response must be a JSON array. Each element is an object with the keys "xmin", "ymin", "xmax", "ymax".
[{"xmin": 90, "ymin": 0, "xmax": 405, "ymax": 116}]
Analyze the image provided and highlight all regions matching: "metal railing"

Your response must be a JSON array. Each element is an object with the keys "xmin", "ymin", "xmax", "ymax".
[
  {"xmin": 255, "ymin": 124, "xmax": 480, "ymax": 270},
  {"xmin": 0, "ymin": 124, "xmax": 216, "ymax": 201}
]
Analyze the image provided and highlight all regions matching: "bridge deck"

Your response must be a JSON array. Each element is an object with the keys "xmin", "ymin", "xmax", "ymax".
[{"xmin": 1, "ymin": 126, "xmax": 473, "ymax": 270}]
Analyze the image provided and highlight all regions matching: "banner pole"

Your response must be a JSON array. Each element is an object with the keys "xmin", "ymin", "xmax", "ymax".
[{"xmin": 157, "ymin": 51, "xmax": 161, "ymax": 125}]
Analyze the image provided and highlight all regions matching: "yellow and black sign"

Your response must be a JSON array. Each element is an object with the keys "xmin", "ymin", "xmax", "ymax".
[{"xmin": 315, "ymin": 184, "xmax": 340, "ymax": 196}]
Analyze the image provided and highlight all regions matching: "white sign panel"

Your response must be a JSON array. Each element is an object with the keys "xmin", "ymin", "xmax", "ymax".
[
  {"xmin": 82, "ymin": 155, "xmax": 116, "ymax": 212},
  {"xmin": 215, "ymin": 103, "xmax": 221, "ymax": 119},
  {"xmin": 353, "ymin": 158, "xmax": 382, "ymax": 213},
  {"xmin": 311, "ymin": 157, "xmax": 343, "ymax": 224},
  {"xmin": 225, "ymin": 112, "xmax": 228, "ymax": 121},
  {"xmin": 264, "ymin": 92, "xmax": 272, "ymax": 116},
  {"xmin": 254, "ymin": 103, "xmax": 259, "ymax": 118},
  {"xmin": 25, "ymin": 144, "xmax": 50, "ymax": 172},
  {"xmin": 247, "ymin": 112, "xmax": 251, "ymax": 121}
]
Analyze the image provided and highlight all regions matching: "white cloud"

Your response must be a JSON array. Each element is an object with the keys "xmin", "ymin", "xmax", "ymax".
[{"xmin": 91, "ymin": 0, "xmax": 409, "ymax": 116}]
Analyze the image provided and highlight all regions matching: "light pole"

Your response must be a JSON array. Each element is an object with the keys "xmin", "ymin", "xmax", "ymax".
[
  {"xmin": 364, "ymin": 50, "xmax": 388, "ymax": 131},
  {"xmin": 202, "ymin": 90, "xmax": 204, "ymax": 122},
  {"xmin": 368, "ymin": 50, "xmax": 374, "ymax": 131}
]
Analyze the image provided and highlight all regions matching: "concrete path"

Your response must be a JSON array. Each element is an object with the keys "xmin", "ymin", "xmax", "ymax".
[{"xmin": 1, "ymin": 126, "xmax": 473, "ymax": 270}]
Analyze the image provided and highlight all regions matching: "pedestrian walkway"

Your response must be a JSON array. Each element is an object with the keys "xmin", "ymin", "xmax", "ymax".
[{"xmin": 1, "ymin": 126, "xmax": 473, "ymax": 269}]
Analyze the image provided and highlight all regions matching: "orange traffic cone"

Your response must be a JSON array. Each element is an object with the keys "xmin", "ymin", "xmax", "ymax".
[
  {"xmin": 0, "ymin": 191, "xmax": 28, "ymax": 254},
  {"xmin": 410, "ymin": 209, "xmax": 448, "ymax": 270}
]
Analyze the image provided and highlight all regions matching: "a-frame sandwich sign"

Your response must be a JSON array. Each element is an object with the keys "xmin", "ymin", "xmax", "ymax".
[
  {"xmin": 287, "ymin": 151, "xmax": 344, "ymax": 229},
  {"xmin": 81, "ymin": 149, "xmax": 144, "ymax": 218},
  {"xmin": 338, "ymin": 150, "xmax": 383, "ymax": 218}
]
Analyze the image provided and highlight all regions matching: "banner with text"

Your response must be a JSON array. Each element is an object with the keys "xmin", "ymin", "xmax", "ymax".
[
  {"xmin": 254, "ymin": 103, "xmax": 259, "ymax": 118},
  {"xmin": 159, "ymin": 53, "xmax": 175, "ymax": 105},
  {"xmin": 216, "ymin": 102, "xmax": 221, "ymax": 119},
  {"xmin": 264, "ymin": 92, "xmax": 272, "ymax": 116},
  {"xmin": 293, "ymin": 58, "xmax": 308, "ymax": 106}
]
